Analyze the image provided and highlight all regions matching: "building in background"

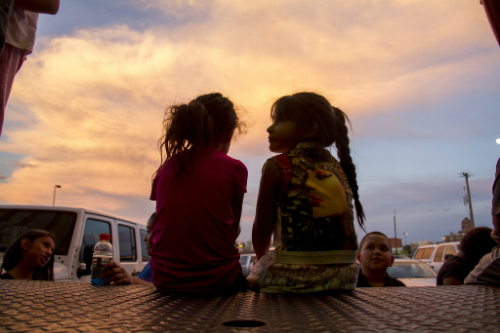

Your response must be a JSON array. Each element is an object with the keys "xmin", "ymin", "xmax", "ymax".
[
  {"xmin": 388, "ymin": 238, "xmax": 403, "ymax": 254},
  {"xmin": 442, "ymin": 217, "xmax": 474, "ymax": 243},
  {"xmin": 461, "ymin": 217, "xmax": 474, "ymax": 233},
  {"xmin": 443, "ymin": 232, "xmax": 462, "ymax": 242}
]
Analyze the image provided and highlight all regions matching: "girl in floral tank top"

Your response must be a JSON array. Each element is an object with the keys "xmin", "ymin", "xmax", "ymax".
[{"xmin": 248, "ymin": 92, "xmax": 365, "ymax": 293}]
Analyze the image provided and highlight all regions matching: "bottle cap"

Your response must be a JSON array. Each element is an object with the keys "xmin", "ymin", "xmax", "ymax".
[{"xmin": 99, "ymin": 233, "xmax": 110, "ymax": 241}]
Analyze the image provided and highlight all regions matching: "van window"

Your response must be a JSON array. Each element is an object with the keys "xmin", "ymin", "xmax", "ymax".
[
  {"xmin": 80, "ymin": 219, "xmax": 111, "ymax": 263},
  {"xmin": 414, "ymin": 248, "xmax": 424, "ymax": 259},
  {"xmin": 118, "ymin": 225, "xmax": 136, "ymax": 262},
  {"xmin": 0, "ymin": 209, "xmax": 77, "ymax": 256},
  {"xmin": 414, "ymin": 247, "xmax": 434, "ymax": 260},
  {"xmin": 434, "ymin": 245, "xmax": 446, "ymax": 262},
  {"xmin": 422, "ymin": 247, "xmax": 434, "ymax": 259},
  {"xmin": 139, "ymin": 229, "xmax": 149, "ymax": 262},
  {"xmin": 445, "ymin": 244, "xmax": 457, "ymax": 257}
]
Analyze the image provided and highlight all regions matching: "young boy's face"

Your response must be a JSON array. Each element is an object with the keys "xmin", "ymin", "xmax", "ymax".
[{"xmin": 357, "ymin": 234, "xmax": 394, "ymax": 273}]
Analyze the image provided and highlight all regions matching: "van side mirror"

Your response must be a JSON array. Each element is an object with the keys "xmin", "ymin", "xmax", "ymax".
[{"xmin": 77, "ymin": 244, "xmax": 94, "ymax": 278}]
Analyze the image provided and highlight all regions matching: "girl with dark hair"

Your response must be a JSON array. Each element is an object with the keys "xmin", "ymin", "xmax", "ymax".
[
  {"xmin": 437, "ymin": 227, "xmax": 497, "ymax": 285},
  {"xmin": 248, "ymin": 92, "xmax": 365, "ymax": 293},
  {"xmin": 150, "ymin": 93, "xmax": 248, "ymax": 294},
  {"xmin": 0, "ymin": 229, "xmax": 55, "ymax": 280}
]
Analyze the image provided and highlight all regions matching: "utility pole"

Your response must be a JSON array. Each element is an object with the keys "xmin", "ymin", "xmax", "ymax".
[
  {"xmin": 461, "ymin": 172, "xmax": 475, "ymax": 227},
  {"xmin": 393, "ymin": 210, "xmax": 397, "ymax": 255}
]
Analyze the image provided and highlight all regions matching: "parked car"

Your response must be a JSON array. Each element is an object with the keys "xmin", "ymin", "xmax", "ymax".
[
  {"xmin": 0, "ymin": 205, "xmax": 148, "ymax": 282},
  {"xmin": 240, "ymin": 253, "xmax": 257, "ymax": 277},
  {"xmin": 393, "ymin": 254, "xmax": 410, "ymax": 259},
  {"xmin": 387, "ymin": 259, "xmax": 437, "ymax": 287},
  {"xmin": 413, "ymin": 242, "xmax": 460, "ymax": 273}
]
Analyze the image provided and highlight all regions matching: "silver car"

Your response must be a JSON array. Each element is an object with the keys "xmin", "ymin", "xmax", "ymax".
[{"xmin": 387, "ymin": 259, "xmax": 437, "ymax": 287}]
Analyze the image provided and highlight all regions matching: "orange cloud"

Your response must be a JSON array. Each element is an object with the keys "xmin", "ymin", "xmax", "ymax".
[{"xmin": 0, "ymin": 0, "xmax": 496, "ymax": 219}]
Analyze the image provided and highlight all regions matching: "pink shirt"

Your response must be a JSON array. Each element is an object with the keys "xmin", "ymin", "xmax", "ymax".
[{"xmin": 150, "ymin": 149, "xmax": 247, "ymax": 292}]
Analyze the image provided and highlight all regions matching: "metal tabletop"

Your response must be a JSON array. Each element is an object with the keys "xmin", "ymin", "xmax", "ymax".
[{"xmin": 0, "ymin": 280, "xmax": 499, "ymax": 332}]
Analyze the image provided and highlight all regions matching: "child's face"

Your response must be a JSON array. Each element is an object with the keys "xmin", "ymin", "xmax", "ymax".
[
  {"xmin": 22, "ymin": 236, "xmax": 55, "ymax": 269},
  {"xmin": 267, "ymin": 116, "xmax": 303, "ymax": 153},
  {"xmin": 357, "ymin": 234, "xmax": 394, "ymax": 274}
]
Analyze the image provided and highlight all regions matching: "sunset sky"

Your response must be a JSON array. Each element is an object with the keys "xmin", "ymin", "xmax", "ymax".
[{"xmin": 1, "ymin": 0, "xmax": 499, "ymax": 245}]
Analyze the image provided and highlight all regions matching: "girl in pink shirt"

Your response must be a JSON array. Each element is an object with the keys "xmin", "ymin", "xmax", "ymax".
[{"xmin": 150, "ymin": 93, "xmax": 248, "ymax": 294}]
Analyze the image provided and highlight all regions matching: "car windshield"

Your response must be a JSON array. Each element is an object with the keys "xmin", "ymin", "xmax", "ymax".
[
  {"xmin": 387, "ymin": 261, "xmax": 437, "ymax": 279},
  {"xmin": 0, "ymin": 209, "xmax": 77, "ymax": 256}
]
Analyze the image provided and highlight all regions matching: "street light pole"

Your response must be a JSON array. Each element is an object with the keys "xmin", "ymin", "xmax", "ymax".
[
  {"xmin": 53, "ymin": 185, "xmax": 61, "ymax": 206},
  {"xmin": 393, "ymin": 210, "xmax": 397, "ymax": 255},
  {"xmin": 403, "ymin": 232, "xmax": 408, "ymax": 247}
]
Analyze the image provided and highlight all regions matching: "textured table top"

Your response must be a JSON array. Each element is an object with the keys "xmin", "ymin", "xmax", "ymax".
[{"xmin": 0, "ymin": 280, "xmax": 499, "ymax": 332}]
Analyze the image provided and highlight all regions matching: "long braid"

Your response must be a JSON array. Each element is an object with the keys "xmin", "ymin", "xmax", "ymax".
[{"xmin": 333, "ymin": 107, "xmax": 366, "ymax": 231}]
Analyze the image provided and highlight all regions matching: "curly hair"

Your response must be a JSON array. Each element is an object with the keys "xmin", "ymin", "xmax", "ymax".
[
  {"xmin": 155, "ymin": 93, "xmax": 245, "ymax": 179},
  {"xmin": 460, "ymin": 227, "xmax": 496, "ymax": 261},
  {"xmin": 0, "ymin": 229, "xmax": 56, "ymax": 281},
  {"xmin": 271, "ymin": 92, "xmax": 365, "ymax": 230}
]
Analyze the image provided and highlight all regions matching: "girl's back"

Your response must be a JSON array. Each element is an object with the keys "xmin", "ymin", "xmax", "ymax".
[
  {"xmin": 273, "ymin": 143, "xmax": 355, "ymax": 252},
  {"xmin": 150, "ymin": 149, "xmax": 247, "ymax": 292},
  {"xmin": 149, "ymin": 93, "xmax": 248, "ymax": 294}
]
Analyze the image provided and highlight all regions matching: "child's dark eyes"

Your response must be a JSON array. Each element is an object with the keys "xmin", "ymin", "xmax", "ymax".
[
  {"xmin": 315, "ymin": 173, "xmax": 332, "ymax": 181},
  {"xmin": 273, "ymin": 114, "xmax": 286, "ymax": 122}
]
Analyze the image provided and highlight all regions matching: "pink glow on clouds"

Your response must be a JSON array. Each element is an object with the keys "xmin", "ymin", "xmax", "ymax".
[{"xmin": 1, "ymin": 1, "xmax": 499, "ymax": 242}]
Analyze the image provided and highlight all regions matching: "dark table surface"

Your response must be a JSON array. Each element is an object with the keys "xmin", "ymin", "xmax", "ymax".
[{"xmin": 1, "ymin": 280, "xmax": 499, "ymax": 332}]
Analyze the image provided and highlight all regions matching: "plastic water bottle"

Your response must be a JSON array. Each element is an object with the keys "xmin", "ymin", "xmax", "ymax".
[{"xmin": 91, "ymin": 234, "xmax": 113, "ymax": 285}]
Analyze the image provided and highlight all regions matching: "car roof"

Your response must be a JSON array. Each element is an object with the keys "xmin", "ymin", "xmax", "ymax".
[
  {"xmin": 393, "ymin": 259, "xmax": 427, "ymax": 263},
  {"xmin": 0, "ymin": 204, "xmax": 145, "ymax": 226}
]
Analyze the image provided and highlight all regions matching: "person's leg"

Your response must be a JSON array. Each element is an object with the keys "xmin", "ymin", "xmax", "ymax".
[
  {"xmin": 0, "ymin": 43, "xmax": 25, "ymax": 137},
  {"xmin": 217, "ymin": 270, "xmax": 250, "ymax": 296}
]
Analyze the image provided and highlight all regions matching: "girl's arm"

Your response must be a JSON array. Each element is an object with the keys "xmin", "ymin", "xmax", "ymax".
[
  {"xmin": 442, "ymin": 276, "xmax": 463, "ymax": 285},
  {"xmin": 14, "ymin": 0, "xmax": 59, "ymax": 14},
  {"xmin": 252, "ymin": 160, "xmax": 281, "ymax": 259},
  {"xmin": 231, "ymin": 193, "xmax": 245, "ymax": 237}
]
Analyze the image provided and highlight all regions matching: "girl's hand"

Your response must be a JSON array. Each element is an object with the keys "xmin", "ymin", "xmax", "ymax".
[{"xmin": 100, "ymin": 262, "xmax": 134, "ymax": 285}]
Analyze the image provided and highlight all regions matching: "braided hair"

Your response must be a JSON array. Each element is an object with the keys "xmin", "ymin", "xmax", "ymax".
[{"xmin": 271, "ymin": 92, "xmax": 365, "ymax": 230}]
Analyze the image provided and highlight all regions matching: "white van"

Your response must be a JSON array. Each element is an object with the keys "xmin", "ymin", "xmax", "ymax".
[
  {"xmin": 0, "ymin": 205, "xmax": 149, "ymax": 282},
  {"xmin": 413, "ymin": 242, "xmax": 460, "ymax": 273}
]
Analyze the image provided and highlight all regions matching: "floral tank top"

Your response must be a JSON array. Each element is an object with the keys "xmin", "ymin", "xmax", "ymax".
[{"xmin": 271, "ymin": 143, "xmax": 357, "ymax": 252}]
